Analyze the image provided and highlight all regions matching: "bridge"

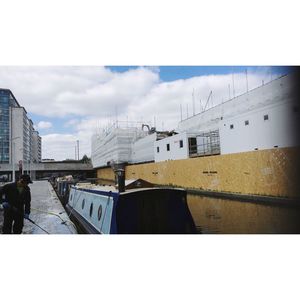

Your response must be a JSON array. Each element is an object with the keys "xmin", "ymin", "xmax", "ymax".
[{"xmin": 0, "ymin": 162, "xmax": 95, "ymax": 180}]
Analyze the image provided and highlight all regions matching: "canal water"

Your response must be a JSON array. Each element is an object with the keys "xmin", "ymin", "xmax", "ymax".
[{"xmin": 187, "ymin": 194, "xmax": 300, "ymax": 234}]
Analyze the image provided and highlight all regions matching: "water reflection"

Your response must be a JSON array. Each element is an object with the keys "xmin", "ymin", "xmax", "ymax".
[{"xmin": 187, "ymin": 194, "xmax": 300, "ymax": 233}]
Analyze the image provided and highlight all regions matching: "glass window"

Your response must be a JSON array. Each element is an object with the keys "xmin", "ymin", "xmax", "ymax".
[
  {"xmin": 98, "ymin": 205, "xmax": 102, "ymax": 221},
  {"xmin": 0, "ymin": 95, "xmax": 10, "ymax": 163},
  {"xmin": 230, "ymin": 124, "xmax": 234, "ymax": 129},
  {"xmin": 167, "ymin": 144, "xmax": 170, "ymax": 151},
  {"xmin": 245, "ymin": 120, "xmax": 249, "ymax": 126},
  {"xmin": 264, "ymin": 114, "xmax": 269, "ymax": 121},
  {"xmin": 82, "ymin": 199, "xmax": 85, "ymax": 209},
  {"xmin": 90, "ymin": 202, "xmax": 93, "ymax": 217},
  {"xmin": 179, "ymin": 140, "xmax": 183, "ymax": 148},
  {"xmin": 157, "ymin": 146, "xmax": 159, "ymax": 153}
]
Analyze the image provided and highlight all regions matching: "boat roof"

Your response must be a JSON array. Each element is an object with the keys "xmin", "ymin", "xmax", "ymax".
[
  {"xmin": 72, "ymin": 184, "xmax": 185, "ymax": 195},
  {"xmin": 73, "ymin": 178, "xmax": 154, "ymax": 192},
  {"xmin": 73, "ymin": 183, "xmax": 118, "ymax": 192}
]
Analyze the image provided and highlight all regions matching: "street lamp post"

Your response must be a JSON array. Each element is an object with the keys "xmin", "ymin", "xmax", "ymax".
[
  {"xmin": 19, "ymin": 148, "xmax": 24, "ymax": 175},
  {"xmin": 12, "ymin": 137, "xmax": 20, "ymax": 182},
  {"xmin": 0, "ymin": 136, "xmax": 2, "ymax": 164}
]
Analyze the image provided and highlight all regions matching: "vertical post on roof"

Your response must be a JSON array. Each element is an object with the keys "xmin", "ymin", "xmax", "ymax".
[
  {"xmin": 180, "ymin": 104, "xmax": 183, "ymax": 121},
  {"xmin": 232, "ymin": 72, "xmax": 235, "ymax": 98},
  {"xmin": 245, "ymin": 68, "xmax": 249, "ymax": 93},
  {"xmin": 77, "ymin": 140, "xmax": 79, "ymax": 160},
  {"xmin": 192, "ymin": 88, "xmax": 195, "ymax": 116}
]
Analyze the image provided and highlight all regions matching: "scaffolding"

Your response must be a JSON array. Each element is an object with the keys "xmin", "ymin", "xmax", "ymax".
[
  {"xmin": 91, "ymin": 123, "xmax": 149, "ymax": 168},
  {"xmin": 188, "ymin": 129, "xmax": 220, "ymax": 157}
]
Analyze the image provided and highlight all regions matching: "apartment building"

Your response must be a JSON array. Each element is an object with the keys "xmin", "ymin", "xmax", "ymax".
[{"xmin": 0, "ymin": 88, "xmax": 42, "ymax": 177}]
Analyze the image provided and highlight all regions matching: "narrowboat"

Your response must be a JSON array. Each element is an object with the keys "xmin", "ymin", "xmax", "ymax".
[{"xmin": 65, "ymin": 178, "xmax": 196, "ymax": 234}]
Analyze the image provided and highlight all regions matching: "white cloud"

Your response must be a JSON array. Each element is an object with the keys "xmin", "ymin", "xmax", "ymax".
[
  {"xmin": 0, "ymin": 66, "xmax": 158, "ymax": 118},
  {"xmin": 64, "ymin": 119, "xmax": 80, "ymax": 127},
  {"xmin": 41, "ymin": 133, "xmax": 90, "ymax": 161},
  {"xmin": 36, "ymin": 121, "xmax": 52, "ymax": 129},
  {"xmin": 120, "ymin": 72, "xmax": 274, "ymax": 130},
  {"xmin": 0, "ymin": 66, "xmax": 282, "ymax": 160}
]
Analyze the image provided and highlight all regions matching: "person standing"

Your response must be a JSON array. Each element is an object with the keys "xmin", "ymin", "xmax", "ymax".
[{"xmin": 0, "ymin": 174, "xmax": 32, "ymax": 234}]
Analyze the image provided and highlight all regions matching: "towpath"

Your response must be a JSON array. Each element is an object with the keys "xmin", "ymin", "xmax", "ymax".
[{"xmin": 0, "ymin": 181, "xmax": 77, "ymax": 234}]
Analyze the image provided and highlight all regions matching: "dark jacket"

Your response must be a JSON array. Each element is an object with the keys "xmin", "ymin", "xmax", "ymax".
[{"xmin": 0, "ymin": 183, "xmax": 31, "ymax": 214}]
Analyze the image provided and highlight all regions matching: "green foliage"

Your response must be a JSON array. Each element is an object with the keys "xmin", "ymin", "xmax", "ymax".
[{"xmin": 80, "ymin": 154, "xmax": 91, "ymax": 163}]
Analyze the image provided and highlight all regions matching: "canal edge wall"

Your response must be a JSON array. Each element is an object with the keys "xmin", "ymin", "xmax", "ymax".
[{"xmin": 96, "ymin": 147, "xmax": 300, "ymax": 201}]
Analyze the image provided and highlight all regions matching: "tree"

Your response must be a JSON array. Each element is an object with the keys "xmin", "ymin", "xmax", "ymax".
[{"xmin": 80, "ymin": 154, "xmax": 91, "ymax": 163}]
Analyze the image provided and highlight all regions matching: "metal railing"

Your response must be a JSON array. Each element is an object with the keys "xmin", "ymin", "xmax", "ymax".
[{"xmin": 188, "ymin": 129, "xmax": 220, "ymax": 157}]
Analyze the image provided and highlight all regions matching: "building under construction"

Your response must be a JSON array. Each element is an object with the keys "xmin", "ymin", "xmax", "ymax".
[{"xmin": 92, "ymin": 72, "xmax": 300, "ymax": 200}]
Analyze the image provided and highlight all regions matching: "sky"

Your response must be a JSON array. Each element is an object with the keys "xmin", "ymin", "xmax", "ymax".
[{"xmin": 0, "ymin": 66, "xmax": 292, "ymax": 161}]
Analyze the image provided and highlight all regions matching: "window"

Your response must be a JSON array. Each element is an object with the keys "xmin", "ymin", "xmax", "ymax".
[
  {"xmin": 98, "ymin": 205, "xmax": 102, "ymax": 221},
  {"xmin": 157, "ymin": 146, "xmax": 159, "ymax": 153},
  {"xmin": 179, "ymin": 140, "xmax": 183, "ymax": 148},
  {"xmin": 82, "ymin": 199, "xmax": 85, "ymax": 209},
  {"xmin": 230, "ymin": 124, "xmax": 234, "ymax": 129},
  {"xmin": 167, "ymin": 144, "xmax": 170, "ymax": 151},
  {"xmin": 245, "ymin": 120, "xmax": 249, "ymax": 126},
  {"xmin": 264, "ymin": 114, "xmax": 269, "ymax": 121},
  {"xmin": 90, "ymin": 202, "xmax": 93, "ymax": 217}
]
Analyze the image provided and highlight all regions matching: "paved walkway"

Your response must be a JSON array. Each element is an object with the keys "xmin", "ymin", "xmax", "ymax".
[{"xmin": 0, "ymin": 181, "xmax": 77, "ymax": 234}]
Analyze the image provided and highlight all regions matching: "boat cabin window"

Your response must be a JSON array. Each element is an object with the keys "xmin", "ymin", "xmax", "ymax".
[
  {"xmin": 98, "ymin": 205, "xmax": 102, "ymax": 221},
  {"xmin": 179, "ymin": 140, "xmax": 183, "ymax": 148},
  {"xmin": 157, "ymin": 146, "xmax": 159, "ymax": 153},
  {"xmin": 166, "ymin": 143, "xmax": 170, "ymax": 151},
  {"xmin": 90, "ymin": 202, "xmax": 93, "ymax": 217},
  {"xmin": 82, "ymin": 199, "xmax": 85, "ymax": 209}
]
